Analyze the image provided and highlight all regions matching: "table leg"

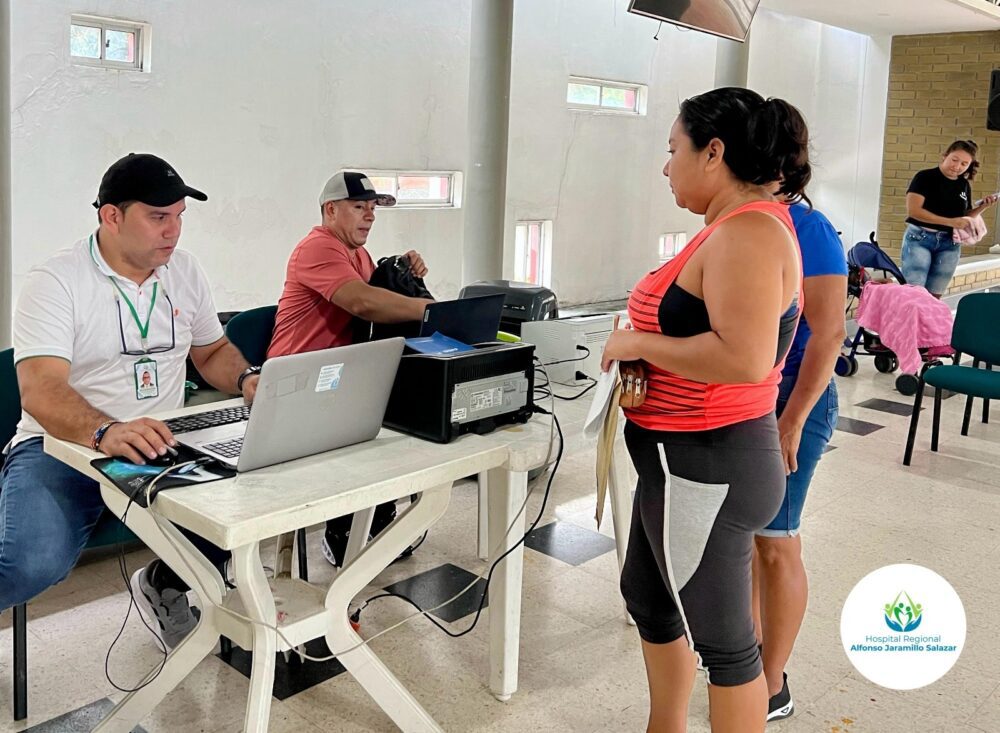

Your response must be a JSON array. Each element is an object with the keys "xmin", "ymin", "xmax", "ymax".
[
  {"xmin": 325, "ymin": 485, "xmax": 452, "ymax": 733},
  {"xmin": 94, "ymin": 489, "xmax": 225, "ymax": 732},
  {"xmin": 231, "ymin": 543, "xmax": 278, "ymax": 733},
  {"xmin": 100, "ymin": 486, "xmax": 227, "ymax": 607},
  {"xmin": 608, "ymin": 436, "xmax": 635, "ymax": 625},
  {"xmin": 343, "ymin": 507, "xmax": 377, "ymax": 567},
  {"xmin": 94, "ymin": 614, "xmax": 221, "ymax": 733},
  {"xmin": 486, "ymin": 467, "xmax": 527, "ymax": 702},
  {"xmin": 477, "ymin": 470, "xmax": 489, "ymax": 561},
  {"xmin": 273, "ymin": 532, "xmax": 295, "ymax": 578}
]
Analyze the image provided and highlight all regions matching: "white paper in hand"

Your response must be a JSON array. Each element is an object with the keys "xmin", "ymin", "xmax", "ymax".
[{"xmin": 583, "ymin": 362, "xmax": 619, "ymax": 440}]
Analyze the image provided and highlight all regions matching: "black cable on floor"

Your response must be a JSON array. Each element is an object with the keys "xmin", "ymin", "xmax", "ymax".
[
  {"xmin": 107, "ymin": 487, "xmax": 169, "ymax": 693},
  {"xmin": 356, "ymin": 408, "xmax": 564, "ymax": 638},
  {"xmin": 552, "ymin": 378, "xmax": 597, "ymax": 401}
]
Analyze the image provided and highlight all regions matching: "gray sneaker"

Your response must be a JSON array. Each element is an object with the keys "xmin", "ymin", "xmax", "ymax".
[{"xmin": 130, "ymin": 562, "xmax": 201, "ymax": 650}]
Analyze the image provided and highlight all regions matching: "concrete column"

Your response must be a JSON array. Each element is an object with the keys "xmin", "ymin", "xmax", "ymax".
[
  {"xmin": 714, "ymin": 37, "xmax": 749, "ymax": 89},
  {"xmin": 1, "ymin": 0, "xmax": 11, "ymax": 349},
  {"xmin": 462, "ymin": 0, "xmax": 513, "ymax": 285}
]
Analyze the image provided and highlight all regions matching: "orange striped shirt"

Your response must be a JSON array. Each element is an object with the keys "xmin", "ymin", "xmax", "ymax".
[{"xmin": 624, "ymin": 201, "xmax": 800, "ymax": 432}]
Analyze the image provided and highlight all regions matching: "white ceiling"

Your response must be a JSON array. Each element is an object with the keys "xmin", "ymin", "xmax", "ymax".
[{"xmin": 759, "ymin": 0, "xmax": 1000, "ymax": 37}]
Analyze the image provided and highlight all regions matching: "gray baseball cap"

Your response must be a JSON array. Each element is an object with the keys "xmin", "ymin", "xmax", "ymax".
[{"xmin": 319, "ymin": 171, "xmax": 396, "ymax": 207}]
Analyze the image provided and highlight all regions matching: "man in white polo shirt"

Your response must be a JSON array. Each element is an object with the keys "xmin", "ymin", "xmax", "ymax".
[{"xmin": 0, "ymin": 153, "xmax": 260, "ymax": 649}]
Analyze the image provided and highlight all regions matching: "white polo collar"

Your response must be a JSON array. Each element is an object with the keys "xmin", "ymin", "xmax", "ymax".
[{"xmin": 88, "ymin": 232, "xmax": 168, "ymax": 285}]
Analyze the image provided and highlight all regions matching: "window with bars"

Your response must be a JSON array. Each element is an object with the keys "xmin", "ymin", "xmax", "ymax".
[
  {"xmin": 70, "ymin": 15, "xmax": 147, "ymax": 71},
  {"xmin": 514, "ymin": 220, "xmax": 553, "ymax": 288},
  {"xmin": 566, "ymin": 76, "xmax": 647, "ymax": 115},
  {"xmin": 363, "ymin": 170, "xmax": 462, "ymax": 209}
]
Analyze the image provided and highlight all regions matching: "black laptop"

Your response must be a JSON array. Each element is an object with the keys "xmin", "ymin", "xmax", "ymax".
[{"xmin": 419, "ymin": 294, "xmax": 505, "ymax": 345}]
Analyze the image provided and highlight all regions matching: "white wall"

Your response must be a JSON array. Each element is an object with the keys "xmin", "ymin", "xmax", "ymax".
[
  {"xmin": 10, "ymin": 0, "xmax": 472, "ymax": 309},
  {"xmin": 8, "ymin": 1, "xmax": 892, "ymax": 312},
  {"xmin": 504, "ymin": 2, "xmax": 891, "ymax": 305},
  {"xmin": 505, "ymin": 0, "xmax": 716, "ymax": 305},
  {"xmin": 747, "ymin": 9, "xmax": 890, "ymax": 248}
]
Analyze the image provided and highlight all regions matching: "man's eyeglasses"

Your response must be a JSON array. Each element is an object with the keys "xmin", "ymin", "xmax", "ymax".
[{"xmin": 117, "ymin": 291, "xmax": 176, "ymax": 356}]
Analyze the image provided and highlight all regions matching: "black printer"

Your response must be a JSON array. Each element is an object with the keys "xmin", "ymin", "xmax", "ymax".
[
  {"xmin": 383, "ymin": 341, "xmax": 535, "ymax": 443},
  {"xmin": 459, "ymin": 280, "xmax": 558, "ymax": 335}
]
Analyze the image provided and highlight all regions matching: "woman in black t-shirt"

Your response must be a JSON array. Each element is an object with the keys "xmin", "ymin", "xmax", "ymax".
[{"xmin": 901, "ymin": 139, "xmax": 998, "ymax": 296}]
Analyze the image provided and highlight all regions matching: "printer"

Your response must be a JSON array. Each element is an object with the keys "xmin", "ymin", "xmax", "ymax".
[
  {"xmin": 521, "ymin": 314, "xmax": 616, "ymax": 386},
  {"xmin": 383, "ymin": 341, "xmax": 536, "ymax": 443},
  {"xmin": 459, "ymin": 280, "xmax": 558, "ymax": 335}
]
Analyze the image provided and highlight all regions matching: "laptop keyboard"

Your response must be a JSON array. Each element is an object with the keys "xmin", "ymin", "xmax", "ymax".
[
  {"xmin": 165, "ymin": 405, "xmax": 251, "ymax": 435},
  {"xmin": 203, "ymin": 436, "xmax": 244, "ymax": 458}
]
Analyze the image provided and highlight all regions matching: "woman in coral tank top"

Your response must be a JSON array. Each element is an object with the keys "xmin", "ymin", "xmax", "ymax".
[{"xmin": 600, "ymin": 87, "xmax": 810, "ymax": 732}]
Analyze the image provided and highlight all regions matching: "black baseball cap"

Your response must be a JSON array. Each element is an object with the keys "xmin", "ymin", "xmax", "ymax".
[{"xmin": 93, "ymin": 153, "xmax": 208, "ymax": 209}]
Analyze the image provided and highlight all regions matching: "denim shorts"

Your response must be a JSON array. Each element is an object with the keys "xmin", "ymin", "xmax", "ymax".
[
  {"xmin": 900, "ymin": 223, "xmax": 960, "ymax": 295},
  {"xmin": 758, "ymin": 378, "xmax": 838, "ymax": 537}
]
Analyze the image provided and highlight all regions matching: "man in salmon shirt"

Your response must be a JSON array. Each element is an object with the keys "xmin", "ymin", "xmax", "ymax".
[
  {"xmin": 268, "ymin": 170, "xmax": 431, "ymax": 357},
  {"xmin": 269, "ymin": 170, "xmax": 433, "ymax": 567}
]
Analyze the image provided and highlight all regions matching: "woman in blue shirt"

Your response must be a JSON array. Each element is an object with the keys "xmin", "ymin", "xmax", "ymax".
[{"xmin": 752, "ymin": 200, "xmax": 847, "ymax": 721}]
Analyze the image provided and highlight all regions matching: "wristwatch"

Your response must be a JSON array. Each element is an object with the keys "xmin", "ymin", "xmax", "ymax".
[{"xmin": 237, "ymin": 366, "xmax": 261, "ymax": 392}]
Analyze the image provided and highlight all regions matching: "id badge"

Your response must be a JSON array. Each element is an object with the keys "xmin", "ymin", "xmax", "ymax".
[{"xmin": 134, "ymin": 358, "xmax": 159, "ymax": 400}]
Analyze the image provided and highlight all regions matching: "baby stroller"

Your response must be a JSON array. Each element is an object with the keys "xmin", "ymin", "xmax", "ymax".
[{"xmin": 837, "ymin": 233, "xmax": 955, "ymax": 395}]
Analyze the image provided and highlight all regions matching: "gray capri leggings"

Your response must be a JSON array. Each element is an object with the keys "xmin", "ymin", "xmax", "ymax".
[{"xmin": 620, "ymin": 414, "xmax": 785, "ymax": 687}]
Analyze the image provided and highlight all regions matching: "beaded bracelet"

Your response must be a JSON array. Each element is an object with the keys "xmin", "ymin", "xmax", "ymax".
[{"xmin": 91, "ymin": 420, "xmax": 121, "ymax": 452}]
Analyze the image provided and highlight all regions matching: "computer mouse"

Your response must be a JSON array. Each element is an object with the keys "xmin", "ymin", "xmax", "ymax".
[{"xmin": 145, "ymin": 451, "xmax": 177, "ymax": 468}]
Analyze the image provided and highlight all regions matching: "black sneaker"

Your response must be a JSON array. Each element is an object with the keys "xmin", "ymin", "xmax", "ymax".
[
  {"xmin": 322, "ymin": 503, "xmax": 399, "ymax": 567},
  {"xmin": 766, "ymin": 673, "xmax": 794, "ymax": 722}
]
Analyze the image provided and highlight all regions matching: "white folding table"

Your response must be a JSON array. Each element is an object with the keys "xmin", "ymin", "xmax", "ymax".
[{"xmin": 44, "ymin": 400, "xmax": 548, "ymax": 732}]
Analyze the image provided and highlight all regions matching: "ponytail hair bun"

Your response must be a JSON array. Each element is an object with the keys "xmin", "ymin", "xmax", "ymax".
[{"xmin": 679, "ymin": 87, "xmax": 812, "ymax": 204}]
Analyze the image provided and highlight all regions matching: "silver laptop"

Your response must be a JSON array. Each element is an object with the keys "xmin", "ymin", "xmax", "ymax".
[{"xmin": 176, "ymin": 338, "xmax": 405, "ymax": 472}]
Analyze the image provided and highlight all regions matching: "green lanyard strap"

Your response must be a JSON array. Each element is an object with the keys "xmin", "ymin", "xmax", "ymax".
[{"xmin": 111, "ymin": 278, "xmax": 159, "ymax": 341}]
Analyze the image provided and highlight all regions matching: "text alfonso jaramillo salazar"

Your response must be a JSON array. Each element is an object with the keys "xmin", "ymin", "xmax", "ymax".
[{"xmin": 850, "ymin": 634, "xmax": 958, "ymax": 653}]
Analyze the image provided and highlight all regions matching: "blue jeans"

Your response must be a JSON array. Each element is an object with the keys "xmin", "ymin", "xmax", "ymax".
[
  {"xmin": 900, "ymin": 223, "xmax": 961, "ymax": 295},
  {"xmin": 0, "ymin": 437, "xmax": 226, "ymax": 611},
  {"xmin": 758, "ymin": 378, "xmax": 838, "ymax": 537}
]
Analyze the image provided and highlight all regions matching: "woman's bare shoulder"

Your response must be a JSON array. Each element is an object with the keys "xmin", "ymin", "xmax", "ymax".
[{"xmin": 706, "ymin": 209, "xmax": 796, "ymax": 259}]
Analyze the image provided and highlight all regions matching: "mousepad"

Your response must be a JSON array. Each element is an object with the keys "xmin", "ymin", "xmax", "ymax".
[{"xmin": 91, "ymin": 443, "xmax": 235, "ymax": 508}]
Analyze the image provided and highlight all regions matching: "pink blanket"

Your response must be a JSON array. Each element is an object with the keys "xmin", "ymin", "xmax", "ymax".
[
  {"xmin": 953, "ymin": 214, "xmax": 988, "ymax": 245},
  {"xmin": 855, "ymin": 282, "xmax": 954, "ymax": 374}
]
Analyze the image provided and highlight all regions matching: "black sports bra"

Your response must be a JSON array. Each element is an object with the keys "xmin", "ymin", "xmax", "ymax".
[{"xmin": 658, "ymin": 283, "xmax": 799, "ymax": 367}]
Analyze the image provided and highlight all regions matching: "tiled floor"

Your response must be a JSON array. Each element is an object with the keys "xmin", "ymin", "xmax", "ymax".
[{"xmin": 2, "ymin": 353, "xmax": 999, "ymax": 731}]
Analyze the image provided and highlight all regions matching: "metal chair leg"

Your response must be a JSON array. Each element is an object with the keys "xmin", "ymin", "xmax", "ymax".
[
  {"xmin": 296, "ymin": 527, "xmax": 309, "ymax": 582},
  {"xmin": 984, "ymin": 363, "xmax": 992, "ymax": 424},
  {"xmin": 13, "ymin": 602, "xmax": 27, "ymax": 721},
  {"xmin": 962, "ymin": 358, "xmax": 980, "ymax": 436},
  {"xmin": 962, "ymin": 394, "xmax": 975, "ymax": 436},
  {"xmin": 931, "ymin": 387, "xmax": 942, "ymax": 452},
  {"xmin": 903, "ymin": 382, "xmax": 924, "ymax": 466}
]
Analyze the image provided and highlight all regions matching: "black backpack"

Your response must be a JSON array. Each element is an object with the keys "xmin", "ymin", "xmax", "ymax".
[{"xmin": 353, "ymin": 255, "xmax": 434, "ymax": 343}]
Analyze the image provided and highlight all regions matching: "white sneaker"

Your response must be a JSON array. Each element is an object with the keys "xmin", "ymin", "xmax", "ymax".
[{"xmin": 989, "ymin": 243, "xmax": 1000, "ymax": 254}]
